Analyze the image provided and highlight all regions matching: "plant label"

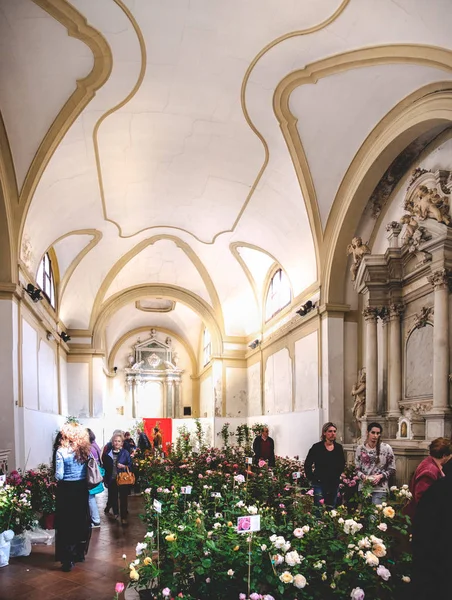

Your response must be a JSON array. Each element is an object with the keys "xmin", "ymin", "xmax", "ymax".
[
  {"xmin": 211, "ymin": 492, "xmax": 222, "ymax": 498},
  {"xmin": 292, "ymin": 471, "xmax": 301, "ymax": 479},
  {"xmin": 181, "ymin": 486, "xmax": 192, "ymax": 495},
  {"xmin": 245, "ymin": 457, "xmax": 253, "ymax": 465},
  {"xmin": 237, "ymin": 515, "xmax": 261, "ymax": 533},
  {"xmin": 153, "ymin": 498, "xmax": 162, "ymax": 513}
]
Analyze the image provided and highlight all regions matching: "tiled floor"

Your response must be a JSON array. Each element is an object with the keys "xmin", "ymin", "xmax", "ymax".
[{"xmin": 0, "ymin": 492, "xmax": 145, "ymax": 600}]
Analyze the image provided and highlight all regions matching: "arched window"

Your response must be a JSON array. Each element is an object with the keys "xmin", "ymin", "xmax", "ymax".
[
  {"xmin": 36, "ymin": 252, "xmax": 56, "ymax": 308},
  {"xmin": 203, "ymin": 327, "xmax": 212, "ymax": 366},
  {"xmin": 265, "ymin": 268, "xmax": 291, "ymax": 321}
]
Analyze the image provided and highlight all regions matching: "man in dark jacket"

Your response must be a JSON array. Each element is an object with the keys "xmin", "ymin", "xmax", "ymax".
[
  {"xmin": 304, "ymin": 422, "xmax": 345, "ymax": 507},
  {"xmin": 252, "ymin": 427, "xmax": 275, "ymax": 467},
  {"xmin": 137, "ymin": 428, "xmax": 151, "ymax": 452}
]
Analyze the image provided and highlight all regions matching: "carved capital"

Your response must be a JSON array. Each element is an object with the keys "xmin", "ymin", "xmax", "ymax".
[
  {"xmin": 427, "ymin": 268, "xmax": 451, "ymax": 290},
  {"xmin": 362, "ymin": 306, "xmax": 379, "ymax": 322},
  {"xmin": 389, "ymin": 303, "xmax": 405, "ymax": 320},
  {"xmin": 386, "ymin": 221, "xmax": 402, "ymax": 235}
]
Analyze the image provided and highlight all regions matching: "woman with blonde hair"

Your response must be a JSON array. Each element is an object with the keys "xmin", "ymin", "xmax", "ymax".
[
  {"xmin": 103, "ymin": 431, "xmax": 132, "ymax": 525},
  {"xmin": 55, "ymin": 422, "xmax": 91, "ymax": 571}
]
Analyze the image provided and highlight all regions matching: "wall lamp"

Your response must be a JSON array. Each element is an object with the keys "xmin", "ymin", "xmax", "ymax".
[
  {"xmin": 248, "ymin": 339, "xmax": 261, "ymax": 350},
  {"xmin": 296, "ymin": 300, "xmax": 315, "ymax": 317},
  {"xmin": 25, "ymin": 283, "xmax": 43, "ymax": 303},
  {"xmin": 113, "ymin": 366, "xmax": 118, "ymax": 374},
  {"xmin": 59, "ymin": 331, "xmax": 71, "ymax": 343}
]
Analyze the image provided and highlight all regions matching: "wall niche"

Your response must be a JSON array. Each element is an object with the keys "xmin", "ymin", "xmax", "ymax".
[{"xmin": 405, "ymin": 324, "xmax": 433, "ymax": 399}]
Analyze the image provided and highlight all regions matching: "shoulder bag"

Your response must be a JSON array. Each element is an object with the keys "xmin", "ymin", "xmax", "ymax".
[
  {"xmin": 86, "ymin": 455, "xmax": 103, "ymax": 489},
  {"xmin": 117, "ymin": 466, "xmax": 135, "ymax": 486}
]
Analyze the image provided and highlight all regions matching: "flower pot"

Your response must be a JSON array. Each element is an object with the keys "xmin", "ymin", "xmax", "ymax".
[
  {"xmin": 0, "ymin": 530, "xmax": 15, "ymax": 567},
  {"xmin": 43, "ymin": 513, "xmax": 55, "ymax": 530}
]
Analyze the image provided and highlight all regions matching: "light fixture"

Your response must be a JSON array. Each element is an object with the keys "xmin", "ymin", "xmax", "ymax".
[
  {"xmin": 296, "ymin": 300, "xmax": 314, "ymax": 317},
  {"xmin": 59, "ymin": 331, "xmax": 71, "ymax": 343},
  {"xmin": 113, "ymin": 366, "xmax": 118, "ymax": 374},
  {"xmin": 46, "ymin": 331, "xmax": 55, "ymax": 342},
  {"xmin": 25, "ymin": 284, "xmax": 43, "ymax": 303},
  {"xmin": 248, "ymin": 339, "xmax": 261, "ymax": 350}
]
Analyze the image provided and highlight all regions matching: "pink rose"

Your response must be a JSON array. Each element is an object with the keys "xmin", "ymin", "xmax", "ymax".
[{"xmin": 115, "ymin": 582, "xmax": 125, "ymax": 594}]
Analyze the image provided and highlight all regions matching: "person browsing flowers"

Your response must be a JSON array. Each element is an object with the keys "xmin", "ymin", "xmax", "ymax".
[
  {"xmin": 355, "ymin": 422, "xmax": 395, "ymax": 504},
  {"xmin": 103, "ymin": 432, "xmax": 132, "ymax": 525}
]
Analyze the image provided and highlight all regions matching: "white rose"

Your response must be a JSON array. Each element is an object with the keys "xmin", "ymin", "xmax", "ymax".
[
  {"xmin": 285, "ymin": 550, "xmax": 301, "ymax": 566},
  {"xmin": 364, "ymin": 551, "xmax": 379, "ymax": 566},
  {"xmin": 377, "ymin": 523, "xmax": 388, "ymax": 532},
  {"xmin": 376, "ymin": 565, "xmax": 391, "ymax": 581},
  {"xmin": 227, "ymin": 569, "xmax": 234, "ymax": 577},
  {"xmin": 293, "ymin": 573, "xmax": 307, "ymax": 589},
  {"xmin": 402, "ymin": 575, "xmax": 411, "ymax": 583}
]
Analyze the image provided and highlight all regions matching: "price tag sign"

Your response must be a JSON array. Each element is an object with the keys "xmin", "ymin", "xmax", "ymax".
[
  {"xmin": 211, "ymin": 492, "xmax": 222, "ymax": 498},
  {"xmin": 153, "ymin": 498, "xmax": 162, "ymax": 514},
  {"xmin": 245, "ymin": 457, "xmax": 253, "ymax": 465},
  {"xmin": 292, "ymin": 471, "xmax": 301, "ymax": 479},
  {"xmin": 181, "ymin": 486, "xmax": 192, "ymax": 495},
  {"xmin": 237, "ymin": 515, "xmax": 261, "ymax": 533},
  {"xmin": 0, "ymin": 475, "xmax": 5, "ymax": 486}
]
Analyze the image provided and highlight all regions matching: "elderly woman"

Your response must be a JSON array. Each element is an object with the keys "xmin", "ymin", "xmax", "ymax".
[
  {"xmin": 355, "ymin": 422, "xmax": 395, "ymax": 504},
  {"xmin": 405, "ymin": 437, "xmax": 452, "ymax": 520},
  {"xmin": 103, "ymin": 432, "xmax": 132, "ymax": 525},
  {"xmin": 55, "ymin": 422, "xmax": 91, "ymax": 572}
]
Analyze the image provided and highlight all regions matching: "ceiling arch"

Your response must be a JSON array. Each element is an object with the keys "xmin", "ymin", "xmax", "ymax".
[
  {"xmin": 92, "ymin": 284, "xmax": 223, "ymax": 355},
  {"xmin": 323, "ymin": 82, "xmax": 452, "ymax": 304},
  {"xmin": 89, "ymin": 235, "xmax": 224, "ymax": 332}
]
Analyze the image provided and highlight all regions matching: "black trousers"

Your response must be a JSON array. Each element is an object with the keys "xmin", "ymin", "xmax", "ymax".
[{"xmin": 107, "ymin": 480, "xmax": 129, "ymax": 518}]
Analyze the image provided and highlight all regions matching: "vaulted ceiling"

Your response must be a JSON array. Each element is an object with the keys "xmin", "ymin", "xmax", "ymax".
[{"xmin": 2, "ymin": 0, "xmax": 452, "ymax": 359}]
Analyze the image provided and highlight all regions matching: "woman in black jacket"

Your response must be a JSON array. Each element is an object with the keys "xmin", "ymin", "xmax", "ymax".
[
  {"xmin": 304, "ymin": 422, "xmax": 345, "ymax": 508},
  {"xmin": 103, "ymin": 432, "xmax": 132, "ymax": 525}
]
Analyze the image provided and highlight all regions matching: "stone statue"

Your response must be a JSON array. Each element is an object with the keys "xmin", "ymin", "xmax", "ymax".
[
  {"xmin": 347, "ymin": 237, "xmax": 371, "ymax": 281},
  {"xmin": 400, "ymin": 214, "xmax": 419, "ymax": 247},
  {"xmin": 165, "ymin": 336, "xmax": 172, "ymax": 346},
  {"xmin": 405, "ymin": 185, "xmax": 451, "ymax": 225},
  {"xmin": 131, "ymin": 360, "xmax": 144, "ymax": 371},
  {"xmin": 351, "ymin": 370, "xmax": 366, "ymax": 439},
  {"xmin": 150, "ymin": 329, "xmax": 157, "ymax": 337}
]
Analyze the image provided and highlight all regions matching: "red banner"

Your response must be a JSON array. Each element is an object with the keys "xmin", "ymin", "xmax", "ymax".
[{"xmin": 143, "ymin": 418, "xmax": 172, "ymax": 451}]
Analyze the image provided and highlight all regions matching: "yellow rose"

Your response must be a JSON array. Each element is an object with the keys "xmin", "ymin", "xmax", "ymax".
[
  {"xmin": 227, "ymin": 521, "xmax": 233, "ymax": 527},
  {"xmin": 143, "ymin": 557, "xmax": 152, "ymax": 565},
  {"xmin": 233, "ymin": 545, "xmax": 239, "ymax": 551},
  {"xmin": 165, "ymin": 534, "xmax": 177, "ymax": 542},
  {"xmin": 279, "ymin": 571, "xmax": 294, "ymax": 584},
  {"xmin": 382, "ymin": 506, "xmax": 395, "ymax": 519},
  {"xmin": 196, "ymin": 518, "xmax": 202, "ymax": 525},
  {"xmin": 373, "ymin": 543, "xmax": 386, "ymax": 558},
  {"xmin": 130, "ymin": 569, "xmax": 139, "ymax": 581}
]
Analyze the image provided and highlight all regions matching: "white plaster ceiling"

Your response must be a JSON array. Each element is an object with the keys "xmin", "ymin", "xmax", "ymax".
[
  {"xmin": 104, "ymin": 300, "xmax": 202, "ymax": 359},
  {"xmin": 1, "ymin": 0, "xmax": 451, "ymax": 353},
  {"xmin": 53, "ymin": 233, "xmax": 97, "ymax": 281}
]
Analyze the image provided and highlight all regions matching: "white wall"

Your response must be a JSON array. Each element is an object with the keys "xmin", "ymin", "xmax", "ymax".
[
  {"xmin": 67, "ymin": 362, "xmax": 90, "ymax": 418},
  {"xmin": 200, "ymin": 374, "xmax": 213, "ymax": 417},
  {"xmin": 294, "ymin": 331, "xmax": 318, "ymax": 412},
  {"xmin": 38, "ymin": 339, "xmax": 58, "ymax": 414},
  {"xmin": 247, "ymin": 361, "xmax": 261, "ymax": 416},
  {"xmin": 225, "ymin": 366, "xmax": 247, "ymax": 418},
  {"xmin": 22, "ymin": 319, "xmax": 38, "ymax": 410},
  {"xmin": 264, "ymin": 348, "xmax": 292, "ymax": 414}
]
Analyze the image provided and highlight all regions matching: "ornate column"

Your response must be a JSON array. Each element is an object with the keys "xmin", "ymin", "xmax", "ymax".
[
  {"xmin": 174, "ymin": 381, "xmax": 181, "ymax": 419},
  {"xmin": 387, "ymin": 303, "xmax": 404, "ymax": 417},
  {"xmin": 379, "ymin": 309, "xmax": 390, "ymax": 415},
  {"xmin": 427, "ymin": 268, "xmax": 450, "ymax": 411},
  {"xmin": 162, "ymin": 380, "xmax": 168, "ymax": 418},
  {"xmin": 363, "ymin": 306, "xmax": 379, "ymax": 416},
  {"xmin": 167, "ymin": 380, "xmax": 174, "ymax": 418}
]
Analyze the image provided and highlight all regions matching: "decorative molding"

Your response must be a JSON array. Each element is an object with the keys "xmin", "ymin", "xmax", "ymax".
[
  {"xmin": 135, "ymin": 299, "xmax": 176, "ymax": 313},
  {"xmin": 347, "ymin": 237, "xmax": 370, "ymax": 282},
  {"xmin": 389, "ymin": 303, "xmax": 405, "ymax": 320}
]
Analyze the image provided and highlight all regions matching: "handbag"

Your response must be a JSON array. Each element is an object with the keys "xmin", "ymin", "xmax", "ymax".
[
  {"xmin": 86, "ymin": 456, "xmax": 103, "ymax": 489},
  {"xmin": 89, "ymin": 467, "xmax": 105, "ymax": 495},
  {"xmin": 116, "ymin": 466, "xmax": 135, "ymax": 486}
]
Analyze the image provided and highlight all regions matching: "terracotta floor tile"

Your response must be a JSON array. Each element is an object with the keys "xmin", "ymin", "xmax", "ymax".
[{"xmin": 0, "ymin": 495, "xmax": 145, "ymax": 600}]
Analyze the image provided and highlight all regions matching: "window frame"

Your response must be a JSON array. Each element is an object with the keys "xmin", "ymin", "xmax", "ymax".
[
  {"xmin": 36, "ymin": 251, "xmax": 56, "ymax": 309},
  {"xmin": 264, "ymin": 267, "xmax": 291, "ymax": 322},
  {"xmin": 202, "ymin": 327, "xmax": 212, "ymax": 367}
]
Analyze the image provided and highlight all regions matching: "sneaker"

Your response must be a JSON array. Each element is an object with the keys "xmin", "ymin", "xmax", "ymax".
[{"xmin": 91, "ymin": 522, "xmax": 101, "ymax": 528}]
